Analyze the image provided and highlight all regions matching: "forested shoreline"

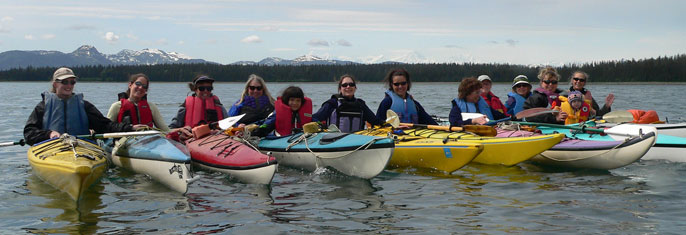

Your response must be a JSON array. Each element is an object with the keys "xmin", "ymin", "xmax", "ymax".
[{"xmin": 1, "ymin": 54, "xmax": 684, "ymax": 83}]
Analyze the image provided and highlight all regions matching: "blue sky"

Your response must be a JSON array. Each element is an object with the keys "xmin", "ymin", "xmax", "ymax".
[{"xmin": 1, "ymin": 0, "xmax": 684, "ymax": 65}]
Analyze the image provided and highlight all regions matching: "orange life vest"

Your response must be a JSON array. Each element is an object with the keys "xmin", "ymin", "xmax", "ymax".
[{"xmin": 628, "ymin": 109, "xmax": 660, "ymax": 124}]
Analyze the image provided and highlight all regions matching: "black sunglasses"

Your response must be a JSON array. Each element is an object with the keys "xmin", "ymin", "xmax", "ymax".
[
  {"xmin": 393, "ymin": 81, "xmax": 408, "ymax": 86},
  {"xmin": 341, "ymin": 82, "xmax": 356, "ymax": 88},
  {"xmin": 197, "ymin": 86, "xmax": 213, "ymax": 92},
  {"xmin": 572, "ymin": 77, "xmax": 586, "ymax": 82},
  {"xmin": 248, "ymin": 85, "xmax": 263, "ymax": 91},
  {"xmin": 542, "ymin": 80, "xmax": 558, "ymax": 85},
  {"xmin": 59, "ymin": 80, "xmax": 76, "ymax": 85},
  {"xmin": 134, "ymin": 81, "xmax": 149, "ymax": 89},
  {"xmin": 514, "ymin": 84, "xmax": 529, "ymax": 88}
]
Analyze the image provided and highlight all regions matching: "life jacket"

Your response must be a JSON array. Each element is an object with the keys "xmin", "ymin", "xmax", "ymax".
[
  {"xmin": 327, "ymin": 94, "xmax": 365, "ymax": 133},
  {"xmin": 236, "ymin": 95, "xmax": 274, "ymax": 125},
  {"xmin": 275, "ymin": 96, "xmax": 313, "ymax": 136},
  {"xmin": 453, "ymin": 96, "xmax": 494, "ymax": 120},
  {"xmin": 183, "ymin": 95, "xmax": 224, "ymax": 128},
  {"xmin": 534, "ymin": 87, "xmax": 562, "ymax": 107},
  {"xmin": 506, "ymin": 91, "xmax": 530, "ymax": 116},
  {"xmin": 628, "ymin": 109, "xmax": 660, "ymax": 124},
  {"xmin": 41, "ymin": 91, "xmax": 90, "ymax": 136},
  {"xmin": 554, "ymin": 96, "xmax": 591, "ymax": 125},
  {"xmin": 385, "ymin": 90, "xmax": 419, "ymax": 123},
  {"xmin": 570, "ymin": 87, "xmax": 595, "ymax": 104},
  {"xmin": 482, "ymin": 92, "xmax": 508, "ymax": 116},
  {"xmin": 117, "ymin": 98, "xmax": 154, "ymax": 127}
]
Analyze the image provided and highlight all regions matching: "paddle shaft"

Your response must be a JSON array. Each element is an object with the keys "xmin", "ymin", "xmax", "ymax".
[
  {"xmin": 77, "ymin": 130, "xmax": 162, "ymax": 139},
  {"xmin": 399, "ymin": 123, "xmax": 497, "ymax": 136},
  {"xmin": 0, "ymin": 139, "xmax": 25, "ymax": 147},
  {"xmin": 514, "ymin": 121, "xmax": 605, "ymax": 134},
  {"xmin": 485, "ymin": 108, "xmax": 559, "ymax": 125}
]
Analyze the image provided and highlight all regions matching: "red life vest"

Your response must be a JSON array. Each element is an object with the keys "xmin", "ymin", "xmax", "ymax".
[
  {"xmin": 183, "ymin": 95, "xmax": 224, "ymax": 128},
  {"xmin": 481, "ymin": 92, "xmax": 509, "ymax": 116},
  {"xmin": 117, "ymin": 98, "xmax": 154, "ymax": 127},
  {"xmin": 275, "ymin": 96, "xmax": 312, "ymax": 136}
]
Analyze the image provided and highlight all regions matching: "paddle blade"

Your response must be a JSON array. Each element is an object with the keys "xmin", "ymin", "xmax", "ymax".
[
  {"xmin": 515, "ymin": 108, "xmax": 559, "ymax": 119},
  {"xmin": 217, "ymin": 114, "xmax": 246, "ymax": 130},
  {"xmin": 461, "ymin": 113, "xmax": 489, "ymax": 122},
  {"xmin": 463, "ymin": 125, "xmax": 497, "ymax": 137},
  {"xmin": 605, "ymin": 124, "xmax": 657, "ymax": 140},
  {"xmin": 603, "ymin": 110, "xmax": 634, "ymax": 123},
  {"xmin": 386, "ymin": 110, "xmax": 400, "ymax": 128}
]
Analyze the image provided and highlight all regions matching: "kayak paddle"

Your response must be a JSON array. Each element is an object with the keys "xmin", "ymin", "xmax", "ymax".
[
  {"xmin": 484, "ymin": 108, "xmax": 560, "ymax": 125},
  {"xmin": 513, "ymin": 121, "xmax": 657, "ymax": 139},
  {"xmin": 387, "ymin": 110, "xmax": 496, "ymax": 136},
  {"xmin": 602, "ymin": 110, "xmax": 634, "ymax": 123},
  {"xmin": 0, "ymin": 139, "xmax": 25, "ymax": 147}
]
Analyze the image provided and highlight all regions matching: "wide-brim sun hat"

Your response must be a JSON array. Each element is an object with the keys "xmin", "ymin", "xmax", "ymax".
[{"xmin": 512, "ymin": 75, "xmax": 531, "ymax": 88}]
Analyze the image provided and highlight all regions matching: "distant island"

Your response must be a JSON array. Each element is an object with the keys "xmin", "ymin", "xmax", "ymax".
[{"xmin": 0, "ymin": 45, "xmax": 684, "ymax": 83}]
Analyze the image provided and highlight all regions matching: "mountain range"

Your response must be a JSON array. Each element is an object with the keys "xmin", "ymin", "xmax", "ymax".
[{"xmin": 0, "ymin": 45, "xmax": 413, "ymax": 71}]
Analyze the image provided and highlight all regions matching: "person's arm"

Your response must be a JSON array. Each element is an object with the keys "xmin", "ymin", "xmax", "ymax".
[
  {"xmin": 448, "ymin": 102, "xmax": 468, "ymax": 127},
  {"xmin": 168, "ymin": 103, "xmax": 186, "ymax": 129},
  {"xmin": 522, "ymin": 93, "xmax": 559, "ymax": 123},
  {"xmin": 228, "ymin": 101, "xmax": 242, "ymax": 117},
  {"xmin": 414, "ymin": 100, "xmax": 438, "ymax": 125},
  {"xmin": 593, "ymin": 97, "xmax": 612, "ymax": 117},
  {"xmin": 85, "ymin": 101, "xmax": 133, "ymax": 134},
  {"xmin": 312, "ymin": 99, "xmax": 335, "ymax": 124},
  {"xmin": 505, "ymin": 96, "xmax": 516, "ymax": 116},
  {"xmin": 376, "ymin": 95, "xmax": 392, "ymax": 121},
  {"xmin": 490, "ymin": 107, "xmax": 508, "ymax": 120},
  {"xmin": 24, "ymin": 101, "xmax": 52, "ymax": 146},
  {"xmin": 106, "ymin": 101, "xmax": 121, "ymax": 122},
  {"xmin": 360, "ymin": 100, "xmax": 383, "ymax": 126},
  {"xmin": 148, "ymin": 102, "xmax": 170, "ymax": 132}
]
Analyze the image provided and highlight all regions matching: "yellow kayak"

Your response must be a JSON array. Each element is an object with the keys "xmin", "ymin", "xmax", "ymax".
[
  {"xmin": 398, "ymin": 128, "xmax": 565, "ymax": 166},
  {"xmin": 27, "ymin": 136, "xmax": 107, "ymax": 201},
  {"xmin": 356, "ymin": 127, "xmax": 483, "ymax": 173}
]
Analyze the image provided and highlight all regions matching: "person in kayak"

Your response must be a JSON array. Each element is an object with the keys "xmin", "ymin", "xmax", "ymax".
[
  {"xmin": 505, "ymin": 75, "xmax": 533, "ymax": 117},
  {"xmin": 552, "ymin": 91, "xmax": 595, "ymax": 125},
  {"xmin": 24, "ymin": 67, "xmax": 134, "ymax": 145},
  {"xmin": 312, "ymin": 74, "xmax": 382, "ymax": 132},
  {"xmin": 252, "ymin": 86, "xmax": 315, "ymax": 137},
  {"xmin": 522, "ymin": 67, "xmax": 568, "ymax": 124},
  {"xmin": 229, "ymin": 74, "xmax": 276, "ymax": 127},
  {"xmin": 168, "ymin": 75, "xmax": 227, "ymax": 140},
  {"xmin": 106, "ymin": 73, "xmax": 174, "ymax": 133},
  {"xmin": 559, "ymin": 71, "xmax": 614, "ymax": 117},
  {"xmin": 478, "ymin": 75, "xmax": 508, "ymax": 117},
  {"xmin": 376, "ymin": 68, "xmax": 437, "ymax": 125},
  {"xmin": 449, "ymin": 77, "xmax": 505, "ymax": 127}
]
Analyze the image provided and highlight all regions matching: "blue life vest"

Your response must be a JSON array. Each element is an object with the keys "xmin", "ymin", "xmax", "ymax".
[
  {"xmin": 41, "ymin": 91, "xmax": 90, "ymax": 135},
  {"xmin": 506, "ymin": 91, "xmax": 529, "ymax": 116},
  {"xmin": 328, "ymin": 95, "xmax": 364, "ymax": 133},
  {"xmin": 453, "ymin": 97, "xmax": 494, "ymax": 120},
  {"xmin": 385, "ymin": 90, "xmax": 418, "ymax": 124}
]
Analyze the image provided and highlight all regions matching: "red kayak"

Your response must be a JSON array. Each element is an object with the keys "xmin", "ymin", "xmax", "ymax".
[{"xmin": 186, "ymin": 132, "xmax": 277, "ymax": 184}]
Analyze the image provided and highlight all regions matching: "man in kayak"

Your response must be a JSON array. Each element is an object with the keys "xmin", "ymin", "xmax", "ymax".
[
  {"xmin": 24, "ymin": 67, "xmax": 134, "ymax": 145},
  {"xmin": 312, "ymin": 74, "xmax": 382, "ymax": 132},
  {"xmin": 376, "ymin": 68, "xmax": 437, "ymax": 125}
]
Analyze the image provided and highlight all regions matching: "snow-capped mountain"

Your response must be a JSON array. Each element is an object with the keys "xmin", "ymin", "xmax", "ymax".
[
  {"xmin": 0, "ymin": 45, "xmax": 213, "ymax": 70},
  {"xmin": 234, "ymin": 55, "xmax": 358, "ymax": 66}
]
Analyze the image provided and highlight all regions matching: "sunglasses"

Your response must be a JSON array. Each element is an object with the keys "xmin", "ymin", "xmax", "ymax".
[
  {"xmin": 572, "ymin": 77, "xmax": 586, "ymax": 82},
  {"xmin": 515, "ymin": 84, "xmax": 529, "ymax": 88},
  {"xmin": 59, "ymin": 80, "xmax": 76, "ymax": 85},
  {"xmin": 341, "ymin": 82, "xmax": 356, "ymax": 88},
  {"xmin": 134, "ymin": 81, "xmax": 149, "ymax": 89},
  {"xmin": 393, "ymin": 81, "xmax": 408, "ymax": 86},
  {"xmin": 542, "ymin": 80, "xmax": 558, "ymax": 85},
  {"xmin": 197, "ymin": 86, "xmax": 213, "ymax": 92},
  {"xmin": 248, "ymin": 85, "xmax": 263, "ymax": 91}
]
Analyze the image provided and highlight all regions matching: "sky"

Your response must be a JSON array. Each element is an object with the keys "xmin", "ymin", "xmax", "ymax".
[{"xmin": 0, "ymin": 0, "xmax": 685, "ymax": 65}]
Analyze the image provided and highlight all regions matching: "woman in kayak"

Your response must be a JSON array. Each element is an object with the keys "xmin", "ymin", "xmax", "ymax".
[
  {"xmin": 560, "ymin": 71, "xmax": 614, "ymax": 117},
  {"xmin": 313, "ymin": 74, "xmax": 382, "ymax": 132},
  {"xmin": 106, "ymin": 73, "xmax": 171, "ymax": 132},
  {"xmin": 523, "ymin": 66, "xmax": 568, "ymax": 124},
  {"xmin": 24, "ymin": 67, "xmax": 134, "ymax": 145},
  {"xmin": 168, "ymin": 75, "xmax": 227, "ymax": 140},
  {"xmin": 229, "ymin": 74, "xmax": 276, "ymax": 127},
  {"xmin": 376, "ymin": 68, "xmax": 437, "ymax": 125},
  {"xmin": 478, "ymin": 75, "xmax": 508, "ymax": 117},
  {"xmin": 505, "ymin": 75, "xmax": 533, "ymax": 117},
  {"xmin": 449, "ymin": 77, "xmax": 505, "ymax": 127},
  {"xmin": 252, "ymin": 86, "xmax": 315, "ymax": 137}
]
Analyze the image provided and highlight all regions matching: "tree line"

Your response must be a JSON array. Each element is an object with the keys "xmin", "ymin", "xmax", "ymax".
[{"xmin": 1, "ymin": 54, "xmax": 684, "ymax": 83}]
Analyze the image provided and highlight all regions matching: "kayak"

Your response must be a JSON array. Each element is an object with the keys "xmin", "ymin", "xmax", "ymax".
[
  {"xmin": 102, "ymin": 134, "xmax": 197, "ymax": 194},
  {"xmin": 498, "ymin": 126, "xmax": 656, "ymax": 170},
  {"xmin": 398, "ymin": 128, "xmax": 564, "ymax": 166},
  {"xmin": 27, "ymin": 136, "xmax": 107, "ymax": 201},
  {"xmin": 582, "ymin": 121, "xmax": 686, "ymax": 162},
  {"xmin": 257, "ymin": 132, "xmax": 394, "ymax": 179},
  {"xmin": 356, "ymin": 127, "xmax": 482, "ymax": 173},
  {"xmin": 598, "ymin": 121, "xmax": 686, "ymax": 138},
  {"xmin": 186, "ymin": 132, "xmax": 277, "ymax": 184}
]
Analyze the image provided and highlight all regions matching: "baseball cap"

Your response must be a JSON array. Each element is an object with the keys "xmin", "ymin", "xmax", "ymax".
[
  {"xmin": 193, "ymin": 75, "xmax": 215, "ymax": 85},
  {"xmin": 477, "ymin": 75, "xmax": 492, "ymax": 82},
  {"xmin": 52, "ymin": 67, "xmax": 78, "ymax": 81}
]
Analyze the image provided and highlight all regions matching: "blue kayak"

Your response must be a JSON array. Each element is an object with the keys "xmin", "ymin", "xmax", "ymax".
[{"xmin": 257, "ymin": 132, "xmax": 394, "ymax": 179}]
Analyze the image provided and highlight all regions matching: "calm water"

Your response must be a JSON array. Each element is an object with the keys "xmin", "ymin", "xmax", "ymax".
[{"xmin": 1, "ymin": 81, "xmax": 685, "ymax": 234}]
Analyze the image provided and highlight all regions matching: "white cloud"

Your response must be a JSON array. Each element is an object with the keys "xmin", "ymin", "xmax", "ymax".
[
  {"xmin": 1, "ymin": 16, "xmax": 13, "ymax": 22},
  {"xmin": 24, "ymin": 34, "xmax": 34, "ymax": 40},
  {"xmin": 126, "ymin": 33, "xmax": 139, "ymax": 40},
  {"xmin": 146, "ymin": 16, "xmax": 161, "ymax": 20},
  {"xmin": 0, "ymin": 16, "xmax": 13, "ymax": 33},
  {"xmin": 205, "ymin": 39, "xmax": 218, "ymax": 44},
  {"xmin": 104, "ymin": 31, "xmax": 119, "ymax": 42},
  {"xmin": 41, "ymin": 34, "xmax": 56, "ymax": 39},
  {"xmin": 241, "ymin": 35, "xmax": 262, "ymax": 43},
  {"xmin": 67, "ymin": 24, "xmax": 96, "ymax": 31},
  {"xmin": 271, "ymin": 48, "xmax": 297, "ymax": 52},
  {"xmin": 156, "ymin": 38, "xmax": 168, "ymax": 45},
  {"xmin": 178, "ymin": 40, "xmax": 185, "ymax": 45},
  {"xmin": 336, "ymin": 39, "xmax": 352, "ymax": 47},
  {"xmin": 256, "ymin": 26, "xmax": 279, "ymax": 31},
  {"xmin": 308, "ymin": 39, "xmax": 329, "ymax": 47}
]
